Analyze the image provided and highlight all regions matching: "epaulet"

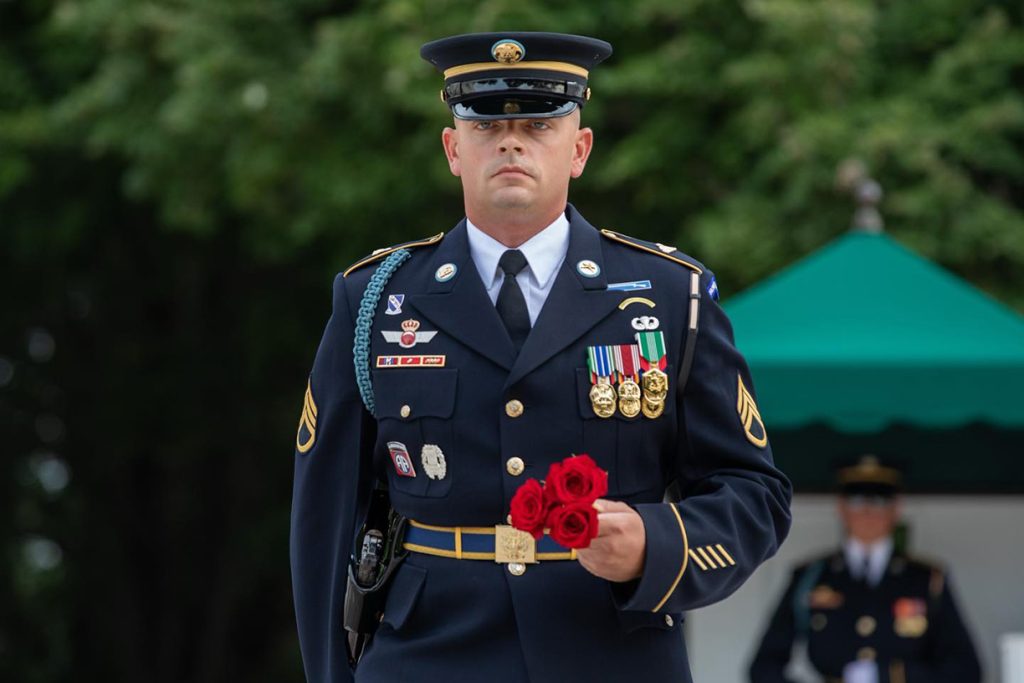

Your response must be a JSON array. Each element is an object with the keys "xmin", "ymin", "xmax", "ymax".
[
  {"xmin": 903, "ymin": 553, "xmax": 942, "ymax": 572},
  {"xmin": 343, "ymin": 232, "xmax": 445, "ymax": 278},
  {"xmin": 900, "ymin": 554, "xmax": 946, "ymax": 598},
  {"xmin": 599, "ymin": 229, "xmax": 703, "ymax": 274}
]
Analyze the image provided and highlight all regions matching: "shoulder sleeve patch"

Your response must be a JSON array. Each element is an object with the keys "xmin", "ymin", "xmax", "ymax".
[
  {"xmin": 343, "ymin": 232, "xmax": 445, "ymax": 278},
  {"xmin": 296, "ymin": 379, "xmax": 317, "ymax": 454},
  {"xmin": 599, "ymin": 229, "xmax": 703, "ymax": 274}
]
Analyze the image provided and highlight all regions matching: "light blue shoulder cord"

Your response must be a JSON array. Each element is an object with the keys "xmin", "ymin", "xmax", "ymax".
[
  {"xmin": 793, "ymin": 559, "xmax": 826, "ymax": 637},
  {"xmin": 353, "ymin": 249, "xmax": 412, "ymax": 416}
]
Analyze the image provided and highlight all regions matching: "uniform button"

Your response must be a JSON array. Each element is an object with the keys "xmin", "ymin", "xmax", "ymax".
[
  {"xmin": 507, "ymin": 562, "xmax": 526, "ymax": 576},
  {"xmin": 856, "ymin": 615, "xmax": 876, "ymax": 637},
  {"xmin": 811, "ymin": 614, "xmax": 827, "ymax": 631},
  {"xmin": 506, "ymin": 457, "xmax": 525, "ymax": 476},
  {"xmin": 664, "ymin": 615, "xmax": 674, "ymax": 628},
  {"xmin": 857, "ymin": 647, "xmax": 876, "ymax": 661},
  {"xmin": 505, "ymin": 400, "xmax": 524, "ymax": 418},
  {"xmin": 400, "ymin": 404, "xmax": 411, "ymax": 418}
]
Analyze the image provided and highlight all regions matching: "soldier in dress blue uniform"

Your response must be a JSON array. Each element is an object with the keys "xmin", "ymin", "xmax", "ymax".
[
  {"xmin": 748, "ymin": 456, "xmax": 982, "ymax": 683},
  {"xmin": 291, "ymin": 31, "xmax": 792, "ymax": 683}
]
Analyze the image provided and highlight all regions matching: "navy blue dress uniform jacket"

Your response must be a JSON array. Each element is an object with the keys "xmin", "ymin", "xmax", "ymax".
[
  {"xmin": 749, "ymin": 551, "xmax": 982, "ymax": 683},
  {"xmin": 291, "ymin": 205, "xmax": 792, "ymax": 682}
]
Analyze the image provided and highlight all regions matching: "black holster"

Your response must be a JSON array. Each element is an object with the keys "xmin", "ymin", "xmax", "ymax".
[{"xmin": 343, "ymin": 485, "xmax": 407, "ymax": 666}]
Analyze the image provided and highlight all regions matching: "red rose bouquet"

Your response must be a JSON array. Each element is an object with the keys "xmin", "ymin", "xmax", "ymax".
[
  {"xmin": 508, "ymin": 454, "xmax": 607, "ymax": 549},
  {"xmin": 508, "ymin": 478, "xmax": 547, "ymax": 540}
]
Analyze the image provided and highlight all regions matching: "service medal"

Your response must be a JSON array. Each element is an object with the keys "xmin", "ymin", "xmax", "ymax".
[
  {"xmin": 636, "ymin": 331, "xmax": 669, "ymax": 417},
  {"xmin": 642, "ymin": 368, "xmax": 669, "ymax": 402},
  {"xmin": 587, "ymin": 345, "xmax": 617, "ymax": 418},
  {"xmin": 590, "ymin": 381, "xmax": 617, "ymax": 419},
  {"xmin": 613, "ymin": 344, "xmax": 642, "ymax": 418},
  {"xmin": 642, "ymin": 396, "xmax": 665, "ymax": 419}
]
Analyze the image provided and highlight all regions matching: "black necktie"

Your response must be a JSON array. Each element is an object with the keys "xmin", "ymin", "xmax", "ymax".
[{"xmin": 496, "ymin": 249, "xmax": 531, "ymax": 352}]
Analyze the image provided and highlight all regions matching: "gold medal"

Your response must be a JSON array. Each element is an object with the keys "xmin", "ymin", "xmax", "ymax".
[
  {"xmin": 636, "ymin": 332, "xmax": 669, "ymax": 418},
  {"xmin": 641, "ymin": 396, "xmax": 664, "ymax": 419},
  {"xmin": 587, "ymin": 346, "xmax": 618, "ymax": 418},
  {"xmin": 618, "ymin": 378, "xmax": 642, "ymax": 418},
  {"xmin": 590, "ymin": 381, "xmax": 617, "ymax": 418},
  {"xmin": 642, "ymin": 367, "xmax": 669, "ymax": 403}
]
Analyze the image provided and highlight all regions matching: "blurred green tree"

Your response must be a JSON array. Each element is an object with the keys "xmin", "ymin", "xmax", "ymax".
[{"xmin": 1, "ymin": 0, "xmax": 1021, "ymax": 681}]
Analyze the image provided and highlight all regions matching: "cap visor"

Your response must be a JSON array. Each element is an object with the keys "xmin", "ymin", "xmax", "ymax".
[{"xmin": 452, "ymin": 98, "xmax": 578, "ymax": 120}]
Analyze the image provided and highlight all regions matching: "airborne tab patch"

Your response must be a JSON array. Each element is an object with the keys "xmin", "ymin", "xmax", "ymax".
[
  {"xmin": 296, "ymin": 380, "xmax": 318, "ymax": 454},
  {"xmin": 736, "ymin": 374, "xmax": 768, "ymax": 448}
]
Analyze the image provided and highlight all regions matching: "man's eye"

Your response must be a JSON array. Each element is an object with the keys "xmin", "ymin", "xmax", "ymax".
[
  {"xmin": 530, "ymin": 121, "xmax": 549, "ymax": 130},
  {"xmin": 476, "ymin": 121, "xmax": 494, "ymax": 130}
]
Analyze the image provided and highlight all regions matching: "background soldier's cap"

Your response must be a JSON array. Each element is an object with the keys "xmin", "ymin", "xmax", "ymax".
[
  {"xmin": 420, "ymin": 32, "xmax": 613, "ymax": 120},
  {"xmin": 837, "ymin": 454, "xmax": 903, "ymax": 498}
]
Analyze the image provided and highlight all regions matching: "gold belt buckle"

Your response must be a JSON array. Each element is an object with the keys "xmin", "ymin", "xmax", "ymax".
[{"xmin": 494, "ymin": 525, "xmax": 537, "ymax": 565}]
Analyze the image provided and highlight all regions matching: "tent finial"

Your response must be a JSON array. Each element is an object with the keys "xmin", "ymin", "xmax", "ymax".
[{"xmin": 836, "ymin": 158, "xmax": 884, "ymax": 233}]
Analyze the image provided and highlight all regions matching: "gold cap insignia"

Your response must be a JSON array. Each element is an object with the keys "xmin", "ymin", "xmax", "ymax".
[
  {"xmin": 503, "ymin": 101, "xmax": 521, "ymax": 115},
  {"xmin": 491, "ymin": 40, "xmax": 525, "ymax": 65},
  {"xmin": 737, "ymin": 374, "xmax": 768, "ymax": 448},
  {"xmin": 838, "ymin": 455, "xmax": 902, "ymax": 487},
  {"xmin": 296, "ymin": 380, "xmax": 318, "ymax": 453}
]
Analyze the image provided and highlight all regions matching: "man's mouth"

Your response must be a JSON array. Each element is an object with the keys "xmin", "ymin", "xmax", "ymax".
[{"xmin": 494, "ymin": 165, "xmax": 531, "ymax": 177}]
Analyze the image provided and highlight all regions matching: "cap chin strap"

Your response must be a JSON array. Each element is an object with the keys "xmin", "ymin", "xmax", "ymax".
[{"xmin": 451, "ymin": 100, "xmax": 579, "ymax": 120}]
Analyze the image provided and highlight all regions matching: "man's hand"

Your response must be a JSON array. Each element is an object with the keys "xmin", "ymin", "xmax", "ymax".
[{"xmin": 575, "ymin": 499, "xmax": 646, "ymax": 582}]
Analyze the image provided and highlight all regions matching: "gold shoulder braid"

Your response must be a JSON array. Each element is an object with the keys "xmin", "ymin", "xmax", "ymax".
[
  {"xmin": 343, "ymin": 232, "xmax": 445, "ymax": 278},
  {"xmin": 599, "ymin": 229, "xmax": 702, "ymax": 274}
]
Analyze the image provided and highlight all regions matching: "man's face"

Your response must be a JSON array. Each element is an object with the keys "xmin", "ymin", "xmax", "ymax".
[
  {"xmin": 441, "ymin": 109, "xmax": 593, "ymax": 220},
  {"xmin": 838, "ymin": 495, "xmax": 900, "ymax": 544}
]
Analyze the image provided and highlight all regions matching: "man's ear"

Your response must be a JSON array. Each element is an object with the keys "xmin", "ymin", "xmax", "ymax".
[
  {"xmin": 570, "ymin": 126, "xmax": 594, "ymax": 179},
  {"xmin": 442, "ymin": 126, "xmax": 461, "ymax": 177}
]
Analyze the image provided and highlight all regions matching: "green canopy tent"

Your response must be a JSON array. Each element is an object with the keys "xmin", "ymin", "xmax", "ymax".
[{"xmin": 724, "ymin": 230, "xmax": 1024, "ymax": 492}]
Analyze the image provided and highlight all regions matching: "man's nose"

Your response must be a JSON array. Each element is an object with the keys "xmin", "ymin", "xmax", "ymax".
[{"xmin": 498, "ymin": 129, "xmax": 525, "ymax": 153}]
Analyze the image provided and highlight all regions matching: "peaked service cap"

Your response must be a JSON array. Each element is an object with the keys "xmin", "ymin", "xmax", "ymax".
[
  {"xmin": 420, "ymin": 32, "xmax": 613, "ymax": 120},
  {"xmin": 837, "ymin": 455, "xmax": 903, "ymax": 498}
]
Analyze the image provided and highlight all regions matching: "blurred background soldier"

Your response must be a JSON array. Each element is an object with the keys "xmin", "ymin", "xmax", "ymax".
[{"xmin": 748, "ymin": 455, "xmax": 982, "ymax": 683}]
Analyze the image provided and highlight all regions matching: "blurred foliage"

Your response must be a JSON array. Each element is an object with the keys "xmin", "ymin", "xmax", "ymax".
[{"xmin": 1, "ymin": 0, "xmax": 1022, "ymax": 681}]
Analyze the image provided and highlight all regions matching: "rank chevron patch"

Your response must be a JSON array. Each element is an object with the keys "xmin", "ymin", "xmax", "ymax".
[
  {"xmin": 296, "ymin": 380, "xmax": 318, "ymax": 454},
  {"xmin": 737, "ymin": 374, "xmax": 768, "ymax": 448}
]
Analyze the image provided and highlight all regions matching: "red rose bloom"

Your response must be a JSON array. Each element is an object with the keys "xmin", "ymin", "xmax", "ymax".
[
  {"xmin": 546, "ymin": 500, "xmax": 599, "ymax": 549},
  {"xmin": 509, "ymin": 478, "xmax": 546, "ymax": 540},
  {"xmin": 544, "ymin": 454, "xmax": 608, "ymax": 506}
]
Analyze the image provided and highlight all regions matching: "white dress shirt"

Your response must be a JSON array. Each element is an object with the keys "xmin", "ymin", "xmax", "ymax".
[
  {"xmin": 466, "ymin": 213, "xmax": 571, "ymax": 325},
  {"xmin": 843, "ymin": 536, "xmax": 893, "ymax": 587}
]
